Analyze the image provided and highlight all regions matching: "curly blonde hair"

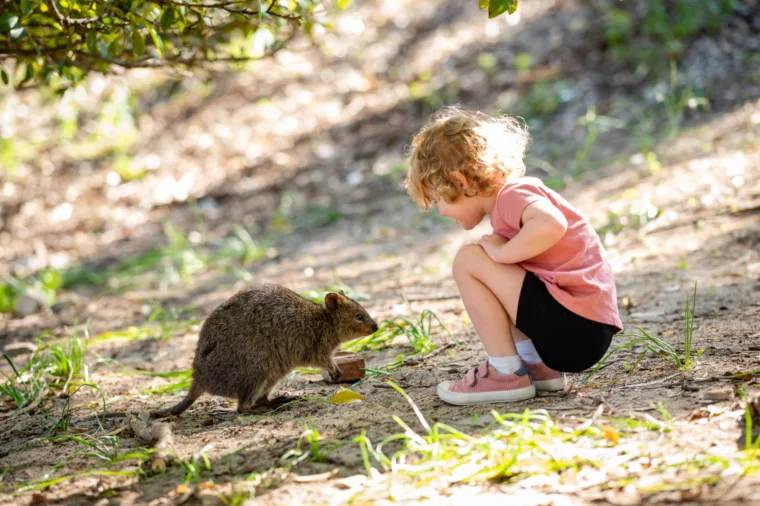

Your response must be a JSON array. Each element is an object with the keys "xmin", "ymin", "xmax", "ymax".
[{"xmin": 405, "ymin": 106, "xmax": 530, "ymax": 210}]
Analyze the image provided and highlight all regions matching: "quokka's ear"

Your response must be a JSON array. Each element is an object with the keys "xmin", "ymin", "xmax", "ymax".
[{"xmin": 324, "ymin": 292, "xmax": 341, "ymax": 310}]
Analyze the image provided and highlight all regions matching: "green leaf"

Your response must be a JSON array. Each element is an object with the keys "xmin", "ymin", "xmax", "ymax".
[
  {"xmin": 488, "ymin": 0, "xmax": 518, "ymax": 18},
  {"xmin": 87, "ymin": 31, "xmax": 96, "ymax": 52},
  {"xmin": 1, "ymin": 70, "xmax": 7, "ymax": 85},
  {"xmin": 19, "ymin": 63, "xmax": 34, "ymax": 87},
  {"xmin": 148, "ymin": 27, "xmax": 163, "ymax": 57},
  {"xmin": 160, "ymin": 8, "xmax": 175, "ymax": 31},
  {"xmin": 0, "ymin": 13, "xmax": 19, "ymax": 32},
  {"xmin": 0, "ymin": 284, "xmax": 17, "ymax": 312},
  {"xmin": 10, "ymin": 26, "xmax": 26, "ymax": 41},
  {"xmin": 337, "ymin": 0, "xmax": 353, "ymax": 9},
  {"xmin": 40, "ymin": 270, "xmax": 63, "ymax": 291},
  {"xmin": 478, "ymin": 0, "xmax": 489, "ymax": 8},
  {"xmin": 20, "ymin": 0, "xmax": 33, "ymax": 16},
  {"xmin": 107, "ymin": 39, "xmax": 120, "ymax": 57},
  {"xmin": 131, "ymin": 30, "xmax": 145, "ymax": 57}
]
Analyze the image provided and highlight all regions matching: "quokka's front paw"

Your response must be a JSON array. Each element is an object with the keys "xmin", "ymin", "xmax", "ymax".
[{"xmin": 328, "ymin": 367, "xmax": 342, "ymax": 383}]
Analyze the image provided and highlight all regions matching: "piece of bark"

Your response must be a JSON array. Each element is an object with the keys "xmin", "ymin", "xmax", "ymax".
[{"xmin": 128, "ymin": 409, "xmax": 177, "ymax": 470}]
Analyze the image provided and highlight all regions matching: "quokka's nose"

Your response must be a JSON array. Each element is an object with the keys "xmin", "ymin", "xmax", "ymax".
[{"xmin": 371, "ymin": 323, "xmax": 379, "ymax": 332}]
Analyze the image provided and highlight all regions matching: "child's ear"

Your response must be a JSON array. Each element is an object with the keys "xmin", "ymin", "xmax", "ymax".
[
  {"xmin": 324, "ymin": 292, "xmax": 341, "ymax": 310},
  {"xmin": 448, "ymin": 171, "xmax": 469, "ymax": 190}
]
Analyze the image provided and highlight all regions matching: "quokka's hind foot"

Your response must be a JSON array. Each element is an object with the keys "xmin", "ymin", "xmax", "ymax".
[
  {"xmin": 237, "ymin": 394, "xmax": 300, "ymax": 414},
  {"xmin": 267, "ymin": 394, "xmax": 300, "ymax": 408}
]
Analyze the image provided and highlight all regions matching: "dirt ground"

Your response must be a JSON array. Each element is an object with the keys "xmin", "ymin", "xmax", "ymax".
[{"xmin": 1, "ymin": 0, "xmax": 760, "ymax": 504}]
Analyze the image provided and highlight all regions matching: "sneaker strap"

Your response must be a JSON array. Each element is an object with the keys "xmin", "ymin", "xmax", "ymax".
[{"xmin": 465, "ymin": 361, "xmax": 491, "ymax": 387}]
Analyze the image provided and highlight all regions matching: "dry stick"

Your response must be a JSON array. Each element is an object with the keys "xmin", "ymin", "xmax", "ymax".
[
  {"xmin": 291, "ymin": 470, "xmax": 339, "ymax": 483},
  {"xmin": 128, "ymin": 410, "xmax": 178, "ymax": 470},
  {"xmin": 0, "ymin": 387, "xmax": 50, "ymax": 418},
  {"xmin": 593, "ymin": 369, "xmax": 747, "ymax": 392},
  {"xmin": 620, "ymin": 372, "xmax": 682, "ymax": 389},
  {"xmin": 578, "ymin": 403, "xmax": 606, "ymax": 431}
]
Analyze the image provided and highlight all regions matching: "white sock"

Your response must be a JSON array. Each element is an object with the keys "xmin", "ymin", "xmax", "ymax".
[
  {"xmin": 515, "ymin": 339, "xmax": 542, "ymax": 364},
  {"xmin": 487, "ymin": 354, "xmax": 523, "ymax": 375}
]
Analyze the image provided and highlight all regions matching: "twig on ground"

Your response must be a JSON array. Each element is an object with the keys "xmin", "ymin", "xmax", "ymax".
[
  {"xmin": 291, "ymin": 469, "xmax": 339, "ymax": 483},
  {"xmin": 128, "ymin": 409, "xmax": 178, "ymax": 470},
  {"xmin": 0, "ymin": 387, "xmax": 50, "ymax": 418},
  {"xmin": 621, "ymin": 372, "xmax": 682, "ymax": 389}
]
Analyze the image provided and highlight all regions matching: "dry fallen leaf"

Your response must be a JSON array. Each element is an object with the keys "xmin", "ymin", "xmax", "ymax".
[
  {"xmin": 329, "ymin": 388, "xmax": 364, "ymax": 404},
  {"xmin": 601, "ymin": 424, "xmax": 620, "ymax": 444}
]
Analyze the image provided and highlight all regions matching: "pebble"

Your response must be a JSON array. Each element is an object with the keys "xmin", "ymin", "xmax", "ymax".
[
  {"xmin": 14, "ymin": 294, "xmax": 41, "ymax": 318},
  {"xmin": 702, "ymin": 386, "xmax": 735, "ymax": 401}
]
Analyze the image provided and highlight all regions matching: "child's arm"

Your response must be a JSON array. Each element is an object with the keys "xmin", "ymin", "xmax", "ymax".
[{"xmin": 479, "ymin": 200, "xmax": 568, "ymax": 264}]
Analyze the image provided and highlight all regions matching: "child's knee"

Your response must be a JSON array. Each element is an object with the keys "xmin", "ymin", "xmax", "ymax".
[{"xmin": 452, "ymin": 243, "xmax": 485, "ymax": 278}]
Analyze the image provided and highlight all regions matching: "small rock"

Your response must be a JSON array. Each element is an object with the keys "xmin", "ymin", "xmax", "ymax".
[
  {"xmin": 2, "ymin": 341, "xmax": 38, "ymax": 356},
  {"xmin": 30, "ymin": 492, "xmax": 48, "ymax": 505},
  {"xmin": 51, "ymin": 294, "xmax": 79, "ymax": 313},
  {"xmin": 702, "ymin": 387, "xmax": 735, "ymax": 402},
  {"xmin": 14, "ymin": 294, "xmax": 41, "ymax": 318}
]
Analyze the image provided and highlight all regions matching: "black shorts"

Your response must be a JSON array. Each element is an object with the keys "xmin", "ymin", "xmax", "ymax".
[{"xmin": 515, "ymin": 271, "xmax": 616, "ymax": 373}]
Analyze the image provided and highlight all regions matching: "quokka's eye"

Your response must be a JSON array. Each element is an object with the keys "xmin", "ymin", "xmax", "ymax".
[{"xmin": 355, "ymin": 314, "xmax": 364, "ymax": 321}]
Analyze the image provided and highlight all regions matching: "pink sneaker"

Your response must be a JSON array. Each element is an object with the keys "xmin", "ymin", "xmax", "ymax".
[
  {"xmin": 526, "ymin": 362, "xmax": 566, "ymax": 391},
  {"xmin": 437, "ymin": 362, "xmax": 536, "ymax": 405}
]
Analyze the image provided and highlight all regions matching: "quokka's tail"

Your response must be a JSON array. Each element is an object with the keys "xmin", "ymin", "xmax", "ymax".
[{"xmin": 150, "ymin": 382, "xmax": 202, "ymax": 418}]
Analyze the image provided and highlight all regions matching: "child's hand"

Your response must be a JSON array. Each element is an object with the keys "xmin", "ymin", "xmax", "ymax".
[{"xmin": 478, "ymin": 234, "xmax": 508, "ymax": 260}]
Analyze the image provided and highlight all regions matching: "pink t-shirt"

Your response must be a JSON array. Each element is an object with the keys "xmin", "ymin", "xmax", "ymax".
[{"xmin": 490, "ymin": 177, "xmax": 623, "ymax": 332}]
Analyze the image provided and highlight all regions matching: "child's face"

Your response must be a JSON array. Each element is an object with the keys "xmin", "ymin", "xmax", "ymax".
[{"xmin": 432, "ymin": 193, "xmax": 486, "ymax": 231}]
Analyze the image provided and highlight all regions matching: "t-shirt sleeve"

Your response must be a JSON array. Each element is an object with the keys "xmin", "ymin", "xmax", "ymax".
[{"xmin": 495, "ymin": 182, "xmax": 549, "ymax": 230}]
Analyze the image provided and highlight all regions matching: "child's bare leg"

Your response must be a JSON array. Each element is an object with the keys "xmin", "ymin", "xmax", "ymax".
[
  {"xmin": 436, "ymin": 243, "xmax": 537, "ymax": 404},
  {"xmin": 452, "ymin": 244, "xmax": 529, "ymax": 357}
]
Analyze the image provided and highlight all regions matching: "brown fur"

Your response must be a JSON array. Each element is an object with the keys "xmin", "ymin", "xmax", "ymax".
[
  {"xmin": 81, "ymin": 284, "xmax": 378, "ymax": 421},
  {"xmin": 153, "ymin": 284, "xmax": 378, "ymax": 416}
]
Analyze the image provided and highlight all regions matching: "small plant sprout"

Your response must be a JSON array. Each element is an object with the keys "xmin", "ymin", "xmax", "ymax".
[
  {"xmin": 0, "ymin": 326, "xmax": 94, "ymax": 416},
  {"xmin": 583, "ymin": 282, "xmax": 700, "ymax": 384},
  {"xmin": 181, "ymin": 449, "xmax": 213, "ymax": 487},
  {"xmin": 682, "ymin": 282, "xmax": 698, "ymax": 369},
  {"xmin": 344, "ymin": 309, "xmax": 454, "ymax": 355}
]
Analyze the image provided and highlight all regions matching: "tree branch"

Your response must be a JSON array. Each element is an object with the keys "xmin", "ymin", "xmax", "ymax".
[
  {"xmin": 45, "ymin": 0, "xmax": 101, "ymax": 27},
  {"xmin": 0, "ymin": 46, "xmax": 69, "ymax": 56},
  {"xmin": 148, "ymin": 0, "xmax": 302, "ymax": 20}
]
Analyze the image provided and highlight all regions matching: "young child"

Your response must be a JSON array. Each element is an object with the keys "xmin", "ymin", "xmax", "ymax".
[{"xmin": 405, "ymin": 106, "xmax": 623, "ymax": 405}]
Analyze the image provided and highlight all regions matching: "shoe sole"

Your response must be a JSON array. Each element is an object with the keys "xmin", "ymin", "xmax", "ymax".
[
  {"xmin": 533, "ymin": 377, "xmax": 566, "ymax": 392},
  {"xmin": 437, "ymin": 381, "xmax": 536, "ymax": 406}
]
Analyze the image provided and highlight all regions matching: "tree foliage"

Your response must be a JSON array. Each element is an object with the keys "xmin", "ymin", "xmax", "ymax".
[
  {"xmin": 0, "ymin": 0, "xmax": 518, "ymax": 91},
  {"xmin": 0, "ymin": 0, "xmax": 331, "ymax": 90}
]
